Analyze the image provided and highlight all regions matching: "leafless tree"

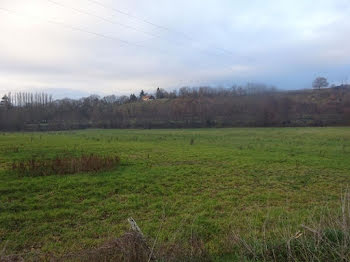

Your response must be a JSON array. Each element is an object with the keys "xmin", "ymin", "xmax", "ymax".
[{"xmin": 313, "ymin": 77, "xmax": 329, "ymax": 90}]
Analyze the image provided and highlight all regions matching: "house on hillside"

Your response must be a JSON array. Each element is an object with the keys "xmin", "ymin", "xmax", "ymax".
[{"xmin": 141, "ymin": 95, "xmax": 155, "ymax": 101}]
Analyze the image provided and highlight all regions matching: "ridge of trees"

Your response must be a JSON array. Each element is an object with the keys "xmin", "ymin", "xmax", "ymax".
[{"xmin": 1, "ymin": 82, "xmax": 350, "ymax": 131}]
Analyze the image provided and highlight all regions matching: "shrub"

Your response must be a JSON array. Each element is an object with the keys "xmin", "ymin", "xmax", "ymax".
[{"xmin": 10, "ymin": 154, "xmax": 120, "ymax": 177}]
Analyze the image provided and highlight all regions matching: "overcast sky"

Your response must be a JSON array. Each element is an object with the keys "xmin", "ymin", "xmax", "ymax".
[{"xmin": 1, "ymin": 0, "xmax": 350, "ymax": 98}]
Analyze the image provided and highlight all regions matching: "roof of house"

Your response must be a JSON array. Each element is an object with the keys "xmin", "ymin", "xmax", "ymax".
[{"xmin": 142, "ymin": 95, "xmax": 155, "ymax": 100}]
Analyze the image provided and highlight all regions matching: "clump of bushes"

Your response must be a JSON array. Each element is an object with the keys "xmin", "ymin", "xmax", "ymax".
[{"xmin": 11, "ymin": 154, "xmax": 120, "ymax": 177}]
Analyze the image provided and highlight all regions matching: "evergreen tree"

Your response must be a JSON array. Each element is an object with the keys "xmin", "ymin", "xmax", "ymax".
[
  {"xmin": 129, "ymin": 94, "xmax": 137, "ymax": 102},
  {"xmin": 139, "ymin": 90, "xmax": 145, "ymax": 99},
  {"xmin": 0, "ymin": 95, "xmax": 10, "ymax": 109}
]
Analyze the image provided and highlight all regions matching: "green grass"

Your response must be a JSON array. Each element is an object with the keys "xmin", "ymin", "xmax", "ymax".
[{"xmin": 0, "ymin": 127, "xmax": 350, "ymax": 258}]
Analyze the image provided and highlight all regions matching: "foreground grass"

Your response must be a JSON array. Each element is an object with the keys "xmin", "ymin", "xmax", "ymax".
[{"xmin": 0, "ymin": 127, "xmax": 350, "ymax": 260}]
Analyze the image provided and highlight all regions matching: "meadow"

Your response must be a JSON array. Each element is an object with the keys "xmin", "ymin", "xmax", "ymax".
[{"xmin": 0, "ymin": 127, "xmax": 350, "ymax": 261}]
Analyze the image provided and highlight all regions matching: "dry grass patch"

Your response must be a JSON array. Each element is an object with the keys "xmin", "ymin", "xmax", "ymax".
[{"xmin": 10, "ymin": 154, "xmax": 120, "ymax": 177}]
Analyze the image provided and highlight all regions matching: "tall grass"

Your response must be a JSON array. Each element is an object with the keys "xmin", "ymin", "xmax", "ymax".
[
  {"xmin": 1, "ymin": 191, "xmax": 350, "ymax": 261},
  {"xmin": 30, "ymin": 191, "xmax": 348, "ymax": 261},
  {"xmin": 225, "ymin": 190, "xmax": 350, "ymax": 261}
]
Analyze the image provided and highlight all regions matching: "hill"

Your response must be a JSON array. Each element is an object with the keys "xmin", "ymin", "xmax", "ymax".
[{"xmin": 1, "ymin": 86, "xmax": 350, "ymax": 131}]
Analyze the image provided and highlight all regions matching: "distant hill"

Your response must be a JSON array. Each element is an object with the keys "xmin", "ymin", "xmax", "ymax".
[{"xmin": 1, "ymin": 86, "xmax": 350, "ymax": 131}]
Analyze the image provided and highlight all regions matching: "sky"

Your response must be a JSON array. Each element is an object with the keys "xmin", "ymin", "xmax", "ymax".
[{"xmin": 0, "ymin": 0, "xmax": 350, "ymax": 99}]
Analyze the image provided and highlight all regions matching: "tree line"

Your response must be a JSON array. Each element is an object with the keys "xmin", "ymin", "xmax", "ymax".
[{"xmin": 1, "ymin": 82, "xmax": 350, "ymax": 131}]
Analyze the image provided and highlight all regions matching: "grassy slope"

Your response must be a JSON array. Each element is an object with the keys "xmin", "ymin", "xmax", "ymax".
[{"xmin": 0, "ymin": 127, "xmax": 349, "ymax": 257}]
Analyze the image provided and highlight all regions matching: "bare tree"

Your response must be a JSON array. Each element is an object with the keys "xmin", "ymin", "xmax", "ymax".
[
  {"xmin": 1, "ymin": 83, "xmax": 350, "ymax": 131},
  {"xmin": 313, "ymin": 77, "xmax": 329, "ymax": 90},
  {"xmin": 156, "ymin": 87, "xmax": 168, "ymax": 99}
]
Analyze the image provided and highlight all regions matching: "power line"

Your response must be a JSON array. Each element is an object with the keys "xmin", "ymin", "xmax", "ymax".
[
  {"xmin": 85, "ymin": 0, "xmax": 236, "ymax": 56},
  {"xmin": 86, "ymin": 0, "xmax": 188, "ymax": 36},
  {"xmin": 0, "ymin": 6, "xmax": 236, "ymax": 72},
  {"xmin": 46, "ymin": 0, "xmax": 237, "ymax": 61},
  {"xmin": 0, "ymin": 7, "xmax": 161, "ymax": 51},
  {"xmin": 46, "ymin": 0, "xmax": 161, "ymax": 40}
]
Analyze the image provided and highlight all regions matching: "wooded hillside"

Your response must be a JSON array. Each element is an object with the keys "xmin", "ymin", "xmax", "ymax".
[{"xmin": 1, "ymin": 85, "xmax": 349, "ymax": 131}]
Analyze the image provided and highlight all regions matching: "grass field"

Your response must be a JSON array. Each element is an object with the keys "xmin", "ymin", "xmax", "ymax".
[{"xmin": 1, "ymin": 127, "xmax": 350, "ymax": 260}]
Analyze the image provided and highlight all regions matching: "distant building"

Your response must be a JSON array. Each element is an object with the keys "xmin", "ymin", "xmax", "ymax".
[{"xmin": 141, "ymin": 95, "xmax": 155, "ymax": 101}]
